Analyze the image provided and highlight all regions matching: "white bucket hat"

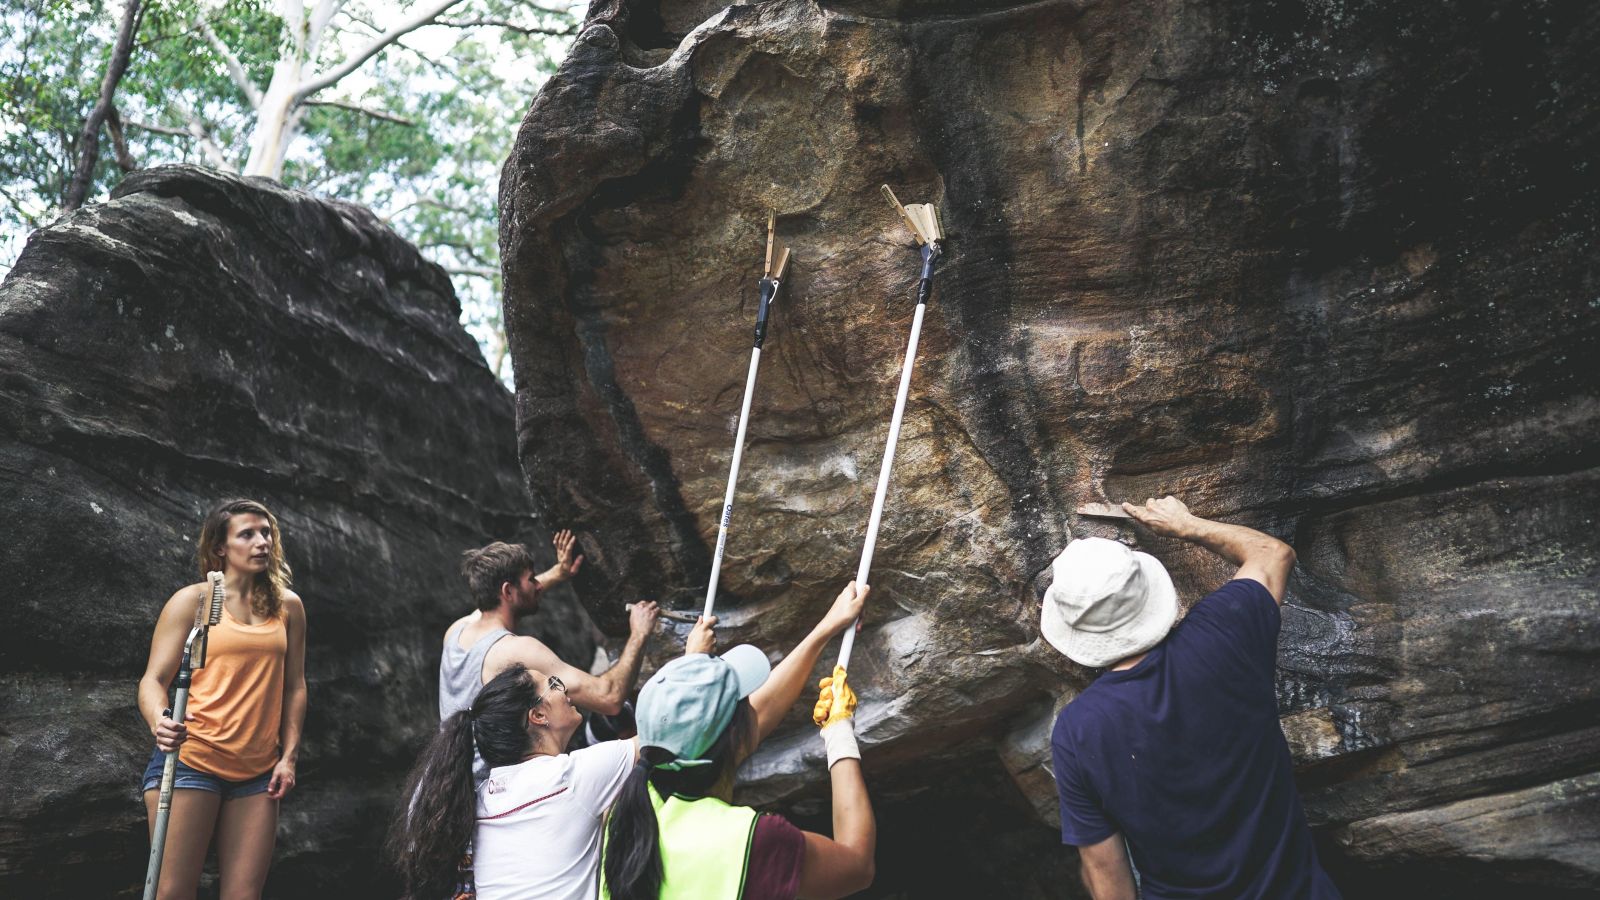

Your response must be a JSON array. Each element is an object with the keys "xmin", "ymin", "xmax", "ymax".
[{"xmin": 1041, "ymin": 537, "xmax": 1179, "ymax": 668}]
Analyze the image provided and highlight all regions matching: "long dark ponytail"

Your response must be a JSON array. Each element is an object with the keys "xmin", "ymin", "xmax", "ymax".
[
  {"xmin": 603, "ymin": 701, "xmax": 756, "ymax": 900},
  {"xmin": 387, "ymin": 664, "xmax": 543, "ymax": 900}
]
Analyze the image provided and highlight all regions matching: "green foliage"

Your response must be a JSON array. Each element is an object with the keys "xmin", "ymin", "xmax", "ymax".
[
  {"xmin": 0, "ymin": 0, "xmax": 579, "ymax": 382},
  {"xmin": 0, "ymin": 0, "xmax": 110, "ymax": 227}
]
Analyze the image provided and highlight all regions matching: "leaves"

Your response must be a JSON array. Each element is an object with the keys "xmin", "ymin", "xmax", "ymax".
[{"xmin": 0, "ymin": 0, "xmax": 580, "ymax": 382}]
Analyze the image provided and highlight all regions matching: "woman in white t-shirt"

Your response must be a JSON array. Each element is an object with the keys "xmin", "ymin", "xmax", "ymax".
[{"xmin": 389, "ymin": 619, "xmax": 713, "ymax": 900}]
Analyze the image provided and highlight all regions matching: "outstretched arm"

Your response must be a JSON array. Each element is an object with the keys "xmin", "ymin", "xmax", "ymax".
[
  {"xmin": 797, "ymin": 757, "xmax": 876, "ymax": 899},
  {"xmin": 1122, "ymin": 496, "xmax": 1296, "ymax": 604},
  {"xmin": 497, "ymin": 600, "xmax": 659, "ymax": 715},
  {"xmin": 748, "ymin": 582, "xmax": 867, "ymax": 745},
  {"xmin": 1077, "ymin": 834, "xmax": 1137, "ymax": 900},
  {"xmin": 797, "ymin": 658, "xmax": 875, "ymax": 899}
]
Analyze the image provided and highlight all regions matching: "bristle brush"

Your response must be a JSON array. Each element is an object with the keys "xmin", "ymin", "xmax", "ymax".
[{"xmin": 206, "ymin": 570, "xmax": 225, "ymax": 626}]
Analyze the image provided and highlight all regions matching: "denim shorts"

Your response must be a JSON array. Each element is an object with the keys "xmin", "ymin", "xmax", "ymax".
[{"xmin": 141, "ymin": 748, "xmax": 272, "ymax": 801}]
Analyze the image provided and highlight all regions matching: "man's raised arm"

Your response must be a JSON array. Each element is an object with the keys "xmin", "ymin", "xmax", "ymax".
[
  {"xmin": 498, "ymin": 600, "xmax": 660, "ymax": 715},
  {"xmin": 1122, "ymin": 496, "xmax": 1296, "ymax": 604}
]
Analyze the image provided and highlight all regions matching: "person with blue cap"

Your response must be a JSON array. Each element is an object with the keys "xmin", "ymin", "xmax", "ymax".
[{"xmin": 601, "ymin": 581, "xmax": 875, "ymax": 900}]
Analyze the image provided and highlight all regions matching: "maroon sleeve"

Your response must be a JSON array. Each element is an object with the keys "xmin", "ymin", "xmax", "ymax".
[{"xmin": 741, "ymin": 813, "xmax": 806, "ymax": 900}]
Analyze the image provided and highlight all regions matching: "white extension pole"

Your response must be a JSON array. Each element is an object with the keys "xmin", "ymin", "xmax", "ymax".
[
  {"xmin": 704, "ymin": 345, "xmax": 763, "ymax": 619},
  {"xmin": 703, "ymin": 216, "xmax": 787, "ymax": 620},
  {"xmin": 838, "ymin": 298, "xmax": 930, "ymax": 670}
]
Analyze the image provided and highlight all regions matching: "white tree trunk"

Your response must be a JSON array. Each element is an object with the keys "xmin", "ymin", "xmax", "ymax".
[
  {"xmin": 243, "ymin": 61, "xmax": 304, "ymax": 176},
  {"xmin": 236, "ymin": 0, "xmax": 470, "ymax": 179},
  {"xmin": 242, "ymin": 1, "xmax": 309, "ymax": 177}
]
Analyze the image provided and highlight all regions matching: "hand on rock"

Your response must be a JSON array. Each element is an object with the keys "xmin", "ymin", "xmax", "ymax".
[
  {"xmin": 627, "ymin": 600, "xmax": 660, "ymax": 639},
  {"xmin": 1121, "ymin": 496, "xmax": 1198, "ymax": 539},
  {"xmin": 550, "ymin": 529, "xmax": 584, "ymax": 581}
]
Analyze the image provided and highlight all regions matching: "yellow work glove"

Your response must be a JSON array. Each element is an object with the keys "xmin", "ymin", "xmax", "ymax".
[{"xmin": 812, "ymin": 665, "xmax": 857, "ymax": 728}]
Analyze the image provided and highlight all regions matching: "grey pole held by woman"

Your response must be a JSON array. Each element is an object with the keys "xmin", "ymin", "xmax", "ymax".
[{"xmin": 143, "ymin": 571, "xmax": 224, "ymax": 900}]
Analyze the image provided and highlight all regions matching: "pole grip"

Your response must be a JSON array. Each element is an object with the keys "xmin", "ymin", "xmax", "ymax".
[
  {"xmin": 916, "ymin": 243, "xmax": 938, "ymax": 305},
  {"xmin": 144, "ymin": 683, "xmax": 190, "ymax": 900},
  {"xmin": 754, "ymin": 278, "xmax": 777, "ymax": 348}
]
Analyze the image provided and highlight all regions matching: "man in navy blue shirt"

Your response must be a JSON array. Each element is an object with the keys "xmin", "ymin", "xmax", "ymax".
[{"xmin": 1043, "ymin": 496, "xmax": 1341, "ymax": 899}]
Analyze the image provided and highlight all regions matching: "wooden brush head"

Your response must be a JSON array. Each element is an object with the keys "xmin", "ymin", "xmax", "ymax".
[
  {"xmin": 880, "ymin": 185, "xmax": 942, "ymax": 245},
  {"xmin": 204, "ymin": 571, "xmax": 225, "ymax": 626},
  {"xmin": 765, "ymin": 209, "xmax": 791, "ymax": 278}
]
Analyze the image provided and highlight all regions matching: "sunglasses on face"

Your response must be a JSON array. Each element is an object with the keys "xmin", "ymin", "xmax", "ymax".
[{"xmin": 533, "ymin": 674, "xmax": 567, "ymax": 707}]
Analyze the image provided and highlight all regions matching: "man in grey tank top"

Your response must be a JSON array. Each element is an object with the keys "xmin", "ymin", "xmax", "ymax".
[{"xmin": 439, "ymin": 532, "xmax": 659, "ymax": 729}]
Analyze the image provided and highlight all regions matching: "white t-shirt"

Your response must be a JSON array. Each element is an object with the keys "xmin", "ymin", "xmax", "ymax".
[{"xmin": 471, "ymin": 740, "xmax": 636, "ymax": 900}]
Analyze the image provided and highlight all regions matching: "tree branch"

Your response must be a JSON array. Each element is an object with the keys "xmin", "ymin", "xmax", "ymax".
[
  {"xmin": 303, "ymin": 98, "xmax": 417, "ymax": 126},
  {"xmin": 171, "ymin": 103, "xmax": 232, "ymax": 170},
  {"xmin": 194, "ymin": 15, "xmax": 262, "ymax": 109},
  {"xmin": 124, "ymin": 118, "xmax": 190, "ymax": 137},
  {"xmin": 105, "ymin": 106, "xmax": 138, "ymax": 172},
  {"xmin": 292, "ymin": 0, "xmax": 473, "ymax": 103},
  {"xmin": 309, "ymin": 0, "xmax": 343, "ymax": 44},
  {"xmin": 392, "ymin": 37, "xmax": 458, "ymax": 78},
  {"xmin": 0, "ymin": 181, "xmax": 42, "ymax": 230},
  {"xmin": 122, "ymin": 112, "xmax": 231, "ymax": 169},
  {"xmin": 432, "ymin": 17, "xmax": 577, "ymax": 37},
  {"xmin": 64, "ymin": 0, "xmax": 144, "ymax": 210}
]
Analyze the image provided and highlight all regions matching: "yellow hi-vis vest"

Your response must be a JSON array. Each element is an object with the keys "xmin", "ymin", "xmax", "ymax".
[{"xmin": 600, "ymin": 783, "xmax": 760, "ymax": 900}]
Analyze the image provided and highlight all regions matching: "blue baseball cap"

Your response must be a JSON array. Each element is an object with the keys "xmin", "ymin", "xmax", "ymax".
[{"xmin": 636, "ymin": 644, "xmax": 770, "ymax": 770}]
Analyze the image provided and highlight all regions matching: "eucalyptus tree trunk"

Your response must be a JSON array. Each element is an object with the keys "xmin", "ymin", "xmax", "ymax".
[{"xmin": 239, "ymin": 0, "xmax": 469, "ymax": 179}]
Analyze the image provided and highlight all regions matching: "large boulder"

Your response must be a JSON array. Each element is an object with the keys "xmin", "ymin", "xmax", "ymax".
[
  {"xmin": 500, "ymin": 0, "xmax": 1599, "ymax": 894},
  {"xmin": 0, "ymin": 166, "xmax": 595, "ymax": 898}
]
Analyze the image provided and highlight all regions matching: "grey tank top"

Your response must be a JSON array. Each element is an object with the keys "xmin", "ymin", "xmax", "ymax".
[
  {"xmin": 439, "ymin": 619, "xmax": 513, "ymax": 720},
  {"xmin": 441, "ymin": 619, "xmax": 512, "ymax": 782}
]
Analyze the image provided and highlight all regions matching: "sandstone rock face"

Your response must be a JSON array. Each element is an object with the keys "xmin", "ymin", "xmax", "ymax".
[
  {"xmin": 501, "ymin": 0, "xmax": 1599, "ymax": 894},
  {"xmin": 0, "ymin": 166, "xmax": 595, "ymax": 898}
]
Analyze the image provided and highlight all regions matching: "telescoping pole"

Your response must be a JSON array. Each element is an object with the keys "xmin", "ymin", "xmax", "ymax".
[
  {"xmin": 145, "ymin": 573, "xmax": 223, "ymax": 900},
  {"xmin": 143, "ymin": 628, "xmax": 197, "ymax": 900},
  {"xmin": 704, "ymin": 214, "xmax": 790, "ymax": 620},
  {"xmin": 837, "ymin": 189, "xmax": 943, "ymax": 671}
]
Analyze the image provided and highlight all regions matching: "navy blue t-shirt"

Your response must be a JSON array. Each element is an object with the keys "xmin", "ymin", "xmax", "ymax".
[{"xmin": 1052, "ymin": 579, "xmax": 1341, "ymax": 899}]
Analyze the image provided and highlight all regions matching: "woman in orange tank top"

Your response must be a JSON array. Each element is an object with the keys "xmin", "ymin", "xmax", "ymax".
[{"xmin": 137, "ymin": 499, "xmax": 308, "ymax": 900}]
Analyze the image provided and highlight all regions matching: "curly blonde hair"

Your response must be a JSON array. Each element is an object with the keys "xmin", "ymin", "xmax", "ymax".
[{"xmin": 196, "ymin": 499, "xmax": 293, "ymax": 618}]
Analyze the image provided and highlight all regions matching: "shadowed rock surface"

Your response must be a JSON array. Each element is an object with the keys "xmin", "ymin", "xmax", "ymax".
[
  {"xmin": 501, "ymin": 0, "xmax": 1600, "ymax": 894},
  {"xmin": 0, "ymin": 166, "xmax": 596, "ymax": 898}
]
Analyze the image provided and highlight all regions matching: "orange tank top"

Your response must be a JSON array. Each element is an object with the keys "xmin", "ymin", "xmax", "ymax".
[{"xmin": 179, "ymin": 605, "xmax": 287, "ymax": 781}]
